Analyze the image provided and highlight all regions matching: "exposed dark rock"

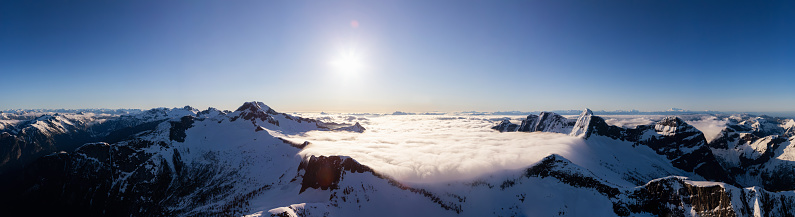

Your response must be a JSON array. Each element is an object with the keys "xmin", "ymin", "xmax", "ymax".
[
  {"xmin": 298, "ymin": 155, "xmax": 463, "ymax": 213},
  {"xmin": 530, "ymin": 112, "xmax": 573, "ymax": 132},
  {"xmin": 236, "ymin": 102, "xmax": 280, "ymax": 126},
  {"xmin": 1, "ymin": 138, "xmax": 243, "ymax": 216},
  {"xmin": 517, "ymin": 114, "xmax": 539, "ymax": 132},
  {"xmin": 522, "ymin": 155, "xmax": 621, "ymax": 198},
  {"xmin": 278, "ymin": 138, "xmax": 310, "ymax": 149},
  {"xmin": 576, "ymin": 116, "xmax": 734, "ymax": 184},
  {"xmin": 298, "ymin": 156, "xmax": 373, "ymax": 193},
  {"xmin": 493, "ymin": 112, "xmax": 575, "ymax": 133},
  {"xmin": 621, "ymin": 177, "xmax": 795, "ymax": 217},
  {"xmin": 492, "ymin": 119, "xmax": 518, "ymax": 132},
  {"xmin": 337, "ymin": 122, "xmax": 366, "ymax": 133},
  {"xmin": 169, "ymin": 116, "xmax": 195, "ymax": 142}
]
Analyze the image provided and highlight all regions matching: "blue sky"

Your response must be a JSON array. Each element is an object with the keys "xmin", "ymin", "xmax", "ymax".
[{"xmin": 2, "ymin": 0, "xmax": 794, "ymax": 112}]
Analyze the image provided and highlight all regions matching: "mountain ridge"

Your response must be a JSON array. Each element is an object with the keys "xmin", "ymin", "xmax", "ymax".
[{"xmin": 1, "ymin": 102, "xmax": 794, "ymax": 216}]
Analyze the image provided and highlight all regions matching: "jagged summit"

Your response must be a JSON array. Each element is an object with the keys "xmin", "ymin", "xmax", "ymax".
[
  {"xmin": 654, "ymin": 116, "xmax": 701, "ymax": 136},
  {"xmin": 581, "ymin": 108, "xmax": 593, "ymax": 116},
  {"xmin": 492, "ymin": 119, "xmax": 518, "ymax": 132},
  {"xmin": 492, "ymin": 111, "xmax": 576, "ymax": 133},
  {"xmin": 569, "ymin": 108, "xmax": 594, "ymax": 137},
  {"xmin": 337, "ymin": 122, "xmax": 366, "ymax": 133},
  {"xmin": 234, "ymin": 101, "xmax": 281, "ymax": 125},
  {"xmin": 236, "ymin": 101, "xmax": 274, "ymax": 114},
  {"xmin": 656, "ymin": 116, "xmax": 687, "ymax": 127}
]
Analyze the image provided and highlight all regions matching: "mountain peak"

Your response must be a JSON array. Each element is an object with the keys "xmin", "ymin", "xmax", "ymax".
[
  {"xmin": 492, "ymin": 119, "xmax": 518, "ymax": 132},
  {"xmin": 581, "ymin": 108, "xmax": 593, "ymax": 116},
  {"xmin": 657, "ymin": 116, "xmax": 686, "ymax": 127},
  {"xmin": 652, "ymin": 116, "xmax": 704, "ymax": 138},
  {"xmin": 236, "ymin": 101, "xmax": 273, "ymax": 113},
  {"xmin": 337, "ymin": 122, "xmax": 366, "ymax": 133},
  {"xmin": 569, "ymin": 109, "xmax": 595, "ymax": 138}
]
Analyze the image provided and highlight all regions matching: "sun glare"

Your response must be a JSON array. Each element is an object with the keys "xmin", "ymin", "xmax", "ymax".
[{"xmin": 330, "ymin": 50, "xmax": 364, "ymax": 75}]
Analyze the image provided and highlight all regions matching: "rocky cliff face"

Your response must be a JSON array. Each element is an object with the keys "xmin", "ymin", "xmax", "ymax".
[
  {"xmin": 335, "ymin": 122, "xmax": 366, "ymax": 133},
  {"xmin": 497, "ymin": 111, "xmax": 733, "ymax": 184},
  {"xmin": 491, "ymin": 119, "xmax": 518, "ymax": 132},
  {"xmin": 493, "ymin": 112, "xmax": 575, "ymax": 133},
  {"xmin": 0, "ymin": 109, "xmax": 190, "ymax": 176},
  {"xmin": 486, "ymin": 154, "xmax": 795, "ymax": 217},
  {"xmin": 708, "ymin": 115, "xmax": 795, "ymax": 192},
  {"xmin": 493, "ymin": 110, "xmax": 795, "ymax": 210},
  {"xmin": 620, "ymin": 176, "xmax": 795, "ymax": 217}
]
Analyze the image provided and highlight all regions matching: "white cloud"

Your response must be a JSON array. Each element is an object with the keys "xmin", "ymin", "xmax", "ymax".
[
  {"xmin": 280, "ymin": 115, "xmax": 586, "ymax": 183},
  {"xmin": 599, "ymin": 115, "xmax": 727, "ymax": 142},
  {"xmin": 601, "ymin": 115, "xmax": 664, "ymax": 128},
  {"xmin": 279, "ymin": 113, "xmax": 725, "ymax": 185},
  {"xmin": 686, "ymin": 116, "xmax": 727, "ymax": 142}
]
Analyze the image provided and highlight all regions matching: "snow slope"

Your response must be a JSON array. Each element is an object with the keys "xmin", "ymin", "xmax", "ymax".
[{"xmin": 3, "ymin": 103, "xmax": 795, "ymax": 216}]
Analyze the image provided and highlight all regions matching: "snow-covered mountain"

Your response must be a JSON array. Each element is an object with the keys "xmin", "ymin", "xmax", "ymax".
[
  {"xmin": 1, "ymin": 102, "xmax": 794, "ymax": 216},
  {"xmin": 492, "ymin": 112, "xmax": 575, "ymax": 133}
]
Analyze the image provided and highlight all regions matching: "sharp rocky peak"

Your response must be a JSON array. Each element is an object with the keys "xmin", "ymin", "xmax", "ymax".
[
  {"xmin": 569, "ymin": 108, "xmax": 594, "ymax": 138},
  {"xmin": 656, "ymin": 116, "xmax": 687, "ymax": 127},
  {"xmin": 337, "ymin": 122, "xmax": 366, "ymax": 133},
  {"xmin": 580, "ymin": 108, "xmax": 593, "ymax": 116},
  {"xmin": 233, "ymin": 101, "xmax": 280, "ymax": 126},
  {"xmin": 654, "ymin": 116, "xmax": 699, "ymax": 135},
  {"xmin": 236, "ymin": 101, "xmax": 275, "ymax": 114}
]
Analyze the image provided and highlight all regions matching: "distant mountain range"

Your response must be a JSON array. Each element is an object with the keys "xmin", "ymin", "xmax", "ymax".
[
  {"xmin": 9, "ymin": 108, "xmax": 793, "ymax": 118},
  {"xmin": 1, "ymin": 102, "xmax": 794, "ymax": 216}
]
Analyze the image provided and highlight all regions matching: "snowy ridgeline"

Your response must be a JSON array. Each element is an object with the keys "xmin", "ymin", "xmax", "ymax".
[{"xmin": 1, "ymin": 102, "xmax": 794, "ymax": 216}]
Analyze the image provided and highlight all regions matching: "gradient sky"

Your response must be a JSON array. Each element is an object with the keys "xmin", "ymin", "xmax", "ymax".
[{"xmin": 2, "ymin": 1, "xmax": 794, "ymax": 112}]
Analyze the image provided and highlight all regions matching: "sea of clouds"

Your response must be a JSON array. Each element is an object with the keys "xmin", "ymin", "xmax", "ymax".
[
  {"xmin": 600, "ymin": 114, "xmax": 727, "ymax": 142},
  {"xmin": 279, "ymin": 113, "xmax": 728, "ymax": 183},
  {"xmin": 279, "ymin": 114, "xmax": 584, "ymax": 183}
]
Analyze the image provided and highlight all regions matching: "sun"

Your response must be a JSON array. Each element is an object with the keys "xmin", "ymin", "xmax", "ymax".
[{"xmin": 330, "ymin": 50, "xmax": 364, "ymax": 75}]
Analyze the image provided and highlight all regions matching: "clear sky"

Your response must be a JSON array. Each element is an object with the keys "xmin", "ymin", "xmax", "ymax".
[{"xmin": 2, "ymin": 0, "xmax": 794, "ymax": 112}]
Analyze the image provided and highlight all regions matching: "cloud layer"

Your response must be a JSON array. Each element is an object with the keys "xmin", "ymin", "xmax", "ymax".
[
  {"xmin": 281, "ymin": 115, "xmax": 585, "ymax": 183},
  {"xmin": 282, "ymin": 113, "xmax": 728, "ymax": 183}
]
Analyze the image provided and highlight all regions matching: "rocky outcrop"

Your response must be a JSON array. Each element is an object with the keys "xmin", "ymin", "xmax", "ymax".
[
  {"xmin": 588, "ymin": 116, "xmax": 733, "ymax": 184},
  {"xmin": 634, "ymin": 117, "xmax": 730, "ymax": 182},
  {"xmin": 492, "ymin": 119, "xmax": 518, "ymax": 132},
  {"xmin": 293, "ymin": 154, "xmax": 463, "ymax": 215},
  {"xmin": 233, "ymin": 101, "xmax": 329, "ymax": 132},
  {"xmin": 234, "ymin": 101, "xmax": 280, "ymax": 126},
  {"xmin": 169, "ymin": 116, "xmax": 195, "ymax": 142},
  {"xmin": 708, "ymin": 115, "xmax": 795, "ymax": 191},
  {"xmin": 298, "ymin": 156, "xmax": 374, "ymax": 193},
  {"xmin": 0, "ymin": 106, "xmax": 210, "ymax": 175},
  {"xmin": 336, "ymin": 122, "xmax": 366, "ymax": 133},
  {"xmin": 517, "ymin": 114, "xmax": 539, "ymax": 132},
  {"xmin": 569, "ymin": 109, "xmax": 593, "ymax": 137},
  {"xmin": 495, "ymin": 111, "xmax": 734, "ymax": 184},
  {"xmin": 492, "ymin": 111, "xmax": 575, "ymax": 133},
  {"xmin": 1, "ymin": 139, "xmax": 173, "ymax": 216},
  {"xmin": 502, "ymin": 155, "xmax": 795, "ymax": 216},
  {"xmin": 620, "ymin": 176, "xmax": 795, "ymax": 217}
]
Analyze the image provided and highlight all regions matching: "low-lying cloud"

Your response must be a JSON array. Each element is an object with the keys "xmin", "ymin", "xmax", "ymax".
[
  {"xmin": 283, "ymin": 113, "xmax": 728, "ymax": 183},
  {"xmin": 686, "ymin": 116, "xmax": 727, "ymax": 142},
  {"xmin": 281, "ymin": 115, "xmax": 585, "ymax": 183},
  {"xmin": 600, "ymin": 115, "xmax": 727, "ymax": 142}
]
